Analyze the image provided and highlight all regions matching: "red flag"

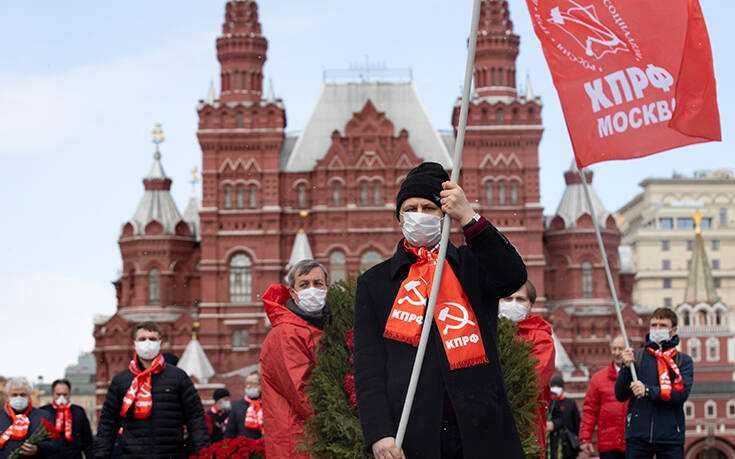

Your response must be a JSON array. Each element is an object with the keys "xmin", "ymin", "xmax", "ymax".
[{"xmin": 526, "ymin": 0, "xmax": 721, "ymax": 168}]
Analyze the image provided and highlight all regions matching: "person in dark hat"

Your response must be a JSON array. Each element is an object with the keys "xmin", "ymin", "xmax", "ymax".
[
  {"xmin": 354, "ymin": 162, "xmax": 527, "ymax": 459},
  {"xmin": 206, "ymin": 388, "xmax": 231, "ymax": 444},
  {"xmin": 547, "ymin": 376, "xmax": 581, "ymax": 459}
]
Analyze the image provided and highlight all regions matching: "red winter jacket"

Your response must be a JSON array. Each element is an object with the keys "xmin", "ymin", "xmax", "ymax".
[
  {"xmin": 579, "ymin": 362, "xmax": 628, "ymax": 452},
  {"xmin": 260, "ymin": 284, "xmax": 323, "ymax": 459},
  {"xmin": 518, "ymin": 314, "xmax": 555, "ymax": 453}
]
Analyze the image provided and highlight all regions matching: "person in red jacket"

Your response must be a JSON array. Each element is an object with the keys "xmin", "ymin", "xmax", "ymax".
[
  {"xmin": 579, "ymin": 335, "xmax": 628, "ymax": 458},
  {"xmin": 499, "ymin": 280, "xmax": 556, "ymax": 454},
  {"xmin": 260, "ymin": 259, "xmax": 330, "ymax": 459}
]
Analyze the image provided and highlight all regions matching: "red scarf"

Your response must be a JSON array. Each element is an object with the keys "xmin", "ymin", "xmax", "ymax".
[
  {"xmin": 120, "ymin": 353, "xmax": 166, "ymax": 419},
  {"xmin": 51, "ymin": 400, "xmax": 72, "ymax": 442},
  {"xmin": 244, "ymin": 396, "xmax": 263, "ymax": 431},
  {"xmin": 551, "ymin": 393, "xmax": 566, "ymax": 401},
  {"xmin": 0, "ymin": 401, "xmax": 32, "ymax": 449},
  {"xmin": 646, "ymin": 347, "xmax": 684, "ymax": 401},
  {"xmin": 384, "ymin": 241, "xmax": 488, "ymax": 370}
]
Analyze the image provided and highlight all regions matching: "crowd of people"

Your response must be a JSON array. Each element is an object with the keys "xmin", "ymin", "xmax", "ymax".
[{"xmin": 1, "ymin": 163, "xmax": 693, "ymax": 458}]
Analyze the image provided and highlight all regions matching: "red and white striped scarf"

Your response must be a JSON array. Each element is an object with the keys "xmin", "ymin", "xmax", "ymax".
[
  {"xmin": 243, "ymin": 396, "xmax": 263, "ymax": 431},
  {"xmin": 120, "ymin": 353, "xmax": 166, "ymax": 419},
  {"xmin": 0, "ymin": 402, "xmax": 32, "ymax": 449},
  {"xmin": 646, "ymin": 346, "xmax": 684, "ymax": 401},
  {"xmin": 51, "ymin": 400, "xmax": 72, "ymax": 442}
]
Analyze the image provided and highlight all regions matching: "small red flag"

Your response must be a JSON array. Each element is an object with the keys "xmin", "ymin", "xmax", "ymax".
[{"xmin": 526, "ymin": 0, "xmax": 721, "ymax": 168}]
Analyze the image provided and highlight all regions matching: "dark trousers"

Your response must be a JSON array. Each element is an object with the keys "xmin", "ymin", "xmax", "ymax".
[
  {"xmin": 600, "ymin": 450, "xmax": 626, "ymax": 459},
  {"xmin": 440, "ymin": 421, "xmax": 463, "ymax": 459},
  {"xmin": 625, "ymin": 440, "xmax": 683, "ymax": 459}
]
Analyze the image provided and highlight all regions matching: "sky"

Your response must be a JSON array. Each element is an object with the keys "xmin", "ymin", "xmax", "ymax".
[{"xmin": 0, "ymin": 0, "xmax": 732, "ymax": 383}]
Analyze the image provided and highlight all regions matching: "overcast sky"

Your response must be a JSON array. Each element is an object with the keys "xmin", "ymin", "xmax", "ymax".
[{"xmin": 0, "ymin": 1, "xmax": 732, "ymax": 383}]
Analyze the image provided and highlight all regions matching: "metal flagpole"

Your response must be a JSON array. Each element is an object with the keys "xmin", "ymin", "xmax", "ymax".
[
  {"xmin": 395, "ymin": 0, "xmax": 482, "ymax": 448},
  {"xmin": 578, "ymin": 168, "xmax": 638, "ymax": 382}
]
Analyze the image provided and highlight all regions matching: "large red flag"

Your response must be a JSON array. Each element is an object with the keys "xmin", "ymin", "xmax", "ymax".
[{"xmin": 526, "ymin": 0, "xmax": 721, "ymax": 168}]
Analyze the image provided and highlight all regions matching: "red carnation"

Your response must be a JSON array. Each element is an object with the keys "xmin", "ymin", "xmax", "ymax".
[
  {"xmin": 343, "ymin": 373, "xmax": 357, "ymax": 407},
  {"xmin": 345, "ymin": 328, "xmax": 354, "ymax": 351},
  {"xmin": 41, "ymin": 418, "xmax": 61, "ymax": 440}
]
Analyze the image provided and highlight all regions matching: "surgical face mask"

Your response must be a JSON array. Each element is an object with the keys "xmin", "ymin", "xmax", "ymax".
[
  {"xmin": 550, "ymin": 387, "xmax": 563, "ymax": 396},
  {"xmin": 9, "ymin": 396, "xmax": 28, "ymax": 412},
  {"xmin": 218, "ymin": 400, "xmax": 231, "ymax": 411},
  {"xmin": 55, "ymin": 396, "xmax": 69, "ymax": 406},
  {"xmin": 135, "ymin": 339, "xmax": 161, "ymax": 360},
  {"xmin": 296, "ymin": 287, "xmax": 327, "ymax": 313},
  {"xmin": 246, "ymin": 388, "xmax": 261, "ymax": 400},
  {"xmin": 649, "ymin": 328, "xmax": 670, "ymax": 344},
  {"xmin": 401, "ymin": 211, "xmax": 442, "ymax": 248},
  {"xmin": 498, "ymin": 301, "xmax": 528, "ymax": 323}
]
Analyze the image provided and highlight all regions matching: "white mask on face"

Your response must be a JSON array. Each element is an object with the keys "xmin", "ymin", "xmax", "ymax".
[
  {"xmin": 550, "ymin": 387, "xmax": 563, "ymax": 396},
  {"xmin": 649, "ymin": 328, "xmax": 670, "ymax": 344},
  {"xmin": 9, "ymin": 396, "xmax": 28, "ymax": 412},
  {"xmin": 246, "ymin": 388, "xmax": 261, "ymax": 400},
  {"xmin": 296, "ymin": 287, "xmax": 327, "ymax": 313},
  {"xmin": 401, "ymin": 212, "xmax": 442, "ymax": 247},
  {"xmin": 218, "ymin": 400, "xmax": 232, "ymax": 411},
  {"xmin": 498, "ymin": 301, "xmax": 528, "ymax": 323},
  {"xmin": 55, "ymin": 396, "xmax": 68, "ymax": 406},
  {"xmin": 135, "ymin": 339, "xmax": 161, "ymax": 360}
]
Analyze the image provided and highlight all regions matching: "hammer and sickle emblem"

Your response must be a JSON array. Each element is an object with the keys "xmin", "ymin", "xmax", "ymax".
[
  {"xmin": 437, "ymin": 302, "xmax": 475, "ymax": 335},
  {"xmin": 397, "ymin": 280, "xmax": 427, "ymax": 306}
]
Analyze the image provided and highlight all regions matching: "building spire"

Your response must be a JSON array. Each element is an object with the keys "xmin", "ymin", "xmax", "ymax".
[
  {"xmin": 266, "ymin": 78, "xmax": 275, "ymax": 103},
  {"xmin": 524, "ymin": 73, "xmax": 534, "ymax": 100},
  {"xmin": 683, "ymin": 209, "xmax": 719, "ymax": 305},
  {"xmin": 286, "ymin": 212, "xmax": 313, "ymax": 269},
  {"xmin": 473, "ymin": 0, "xmax": 519, "ymax": 99},
  {"xmin": 207, "ymin": 80, "xmax": 216, "ymax": 105}
]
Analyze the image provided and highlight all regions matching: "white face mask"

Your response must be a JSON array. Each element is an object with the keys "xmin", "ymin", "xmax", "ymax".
[
  {"xmin": 550, "ymin": 387, "xmax": 563, "ymax": 396},
  {"xmin": 135, "ymin": 339, "xmax": 161, "ymax": 360},
  {"xmin": 401, "ymin": 211, "xmax": 442, "ymax": 247},
  {"xmin": 649, "ymin": 328, "xmax": 670, "ymax": 344},
  {"xmin": 296, "ymin": 287, "xmax": 327, "ymax": 313},
  {"xmin": 55, "ymin": 396, "xmax": 69, "ymax": 406},
  {"xmin": 9, "ymin": 396, "xmax": 28, "ymax": 411},
  {"xmin": 246, "ymin": 388, "xmax": 261, "ymax": 400},
  {"xmin": 498, "ymin": 300, "xmax": 528, "ymax": 323},
  {"xmin": 218, "ymin": 400, "xmax": 232, "ymax": 411}
]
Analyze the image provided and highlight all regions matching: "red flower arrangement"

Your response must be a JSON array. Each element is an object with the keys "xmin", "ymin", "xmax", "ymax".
[
  {"xmin": 190, "ymin": 437, "xmax": 265, "ymax": 459},
  {"xmin": 6, "ymin": 419, "xmax": 56, "ymax": 459},
  {"xmin": 343, "ymin": 328, "xmax": 357, "ymax": 407}
]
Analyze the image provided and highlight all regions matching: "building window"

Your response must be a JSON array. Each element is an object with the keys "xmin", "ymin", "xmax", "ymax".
[
  {"xmin": 664, "ymin": 297, "xmax": 672, "ymax": 307},
  {"xmin": 684, "ymin": 402, "xmax": 694, "ymax": 420},
  {"xmin": 229, "ymin": 254, "xmax": 252, "ymax": 303},
  {"xmin": 686, "ymin": 240, "xmax": 694, "ymax": 251},
  {"xmin": 249, "ymin": 185, "xmax": 257, "ymax": 209},
  {"xmin": 715, "ymin": 309, "xmax": 724, "ymax": 326},
  {"xmin": 373, "ymin": 182, "xmax": 381, "ymax": 205},
  {"xmin": 661, "ymin": 240, "xmax": 670, "ymax": 251},
  {"xmin": 498, "ymin": 69, "xmax": 503, "ymax": 86},
  {"xmin": 497, "ymin": 109, "xmax": 503, "ymax": 125},
  {"xmin": 698, "ymin": 310, "xmax": 708, "ymax": 326},
  {"xmin": 701, "ymin": 218, "xmax": 712, "ymax": 230},
  {"xmin": 236, "ymin": 112, "xmax": 243, "ymax": 129},
  {"xmin": 711, "ymin": 239, "xmax": 720, "ymax": 250},
  {"xmin": 232, "ymin": 329, "xmax": 249, "ymax": 348},
  {"xmin": 687, "ymin": 260, "xmax": 692, "ymax": 270},
  {"xmin": 712, "ymin": 259, "xmax": 720, "ymax": 270},
  {"xmin": 233, "ymin": 72, "xmax": 239, "ymax": 91},
  {"xmin": 332, "ymin": 183, "xmax": 341, "ymax": 206},
  {"xmin": 582, "ymin": 261, "xmax": 593, "ymax": 298},
  {"xmin": 662, "ymin": 260, "xmax": 671, "ymax": 270},
  {"xmin": 706, "ymin": 337, "xmax": 719, "ymax": 362},
  {"xmin": 330, "ymin": 251, "xmax": 346, "ymax": 283},
  {"xmin": 241, "ymin": 72, "xmax": 247, "ymax": 91},
  {"xmin": 297, "ymin": 184, "xmax": 307, "ymax": 209},
  {"xmin": 236, "ymin": 186, "xmax": 244, "ymax": 209},
  {"xmin": 682, "ymin": 311, "xmax": 690, "ymax": 326},
  {"xmin": 485, "ymin": 183, "xmax": 493, "ymax": 205},
  {"xmin": 714, "ymin": 277, "xmax": 721, "ymax": 288},
  {"xmin": 688, "ymin": 338, "xmax": 701, "ymax": 362},
  {"xmin": 677, "ymin": 218, "xmax": 694, "ymax": 230},
  {"xmin": 659, "ymin": 218, "xmax": 673, "ymax": 229},
  {"xmin": 510, "ymin": 182, "xmax": 518, "ymax": 204},
  {"xmin": 498, "ymin": 183, "xmax": 506, "ymax": 205},
  {"xmin": 148, "ymin": 268, "xmax": 160, "ymax": 305},
  {"xmin": 663, "ymin": 278, "xmax": 672, "ymax": 289},
  {"xmin": 719, "ymin": 208, "xmax": 727, "ymax": 226},
  {"xmin": 491, "ymin": 68, "xmax": 496, "ymax": 86},
  {"xmin": 360, "ymin": 183, "xmax": 368, "ymax": 206},
  {"xmin": 705, "ymin": 400, "xmax": 716, "ymax": 419},
  {"xmin": 727, "ymin": 400, "xmax": 735, "ymax": 418},
  {"xmin": 360, "ymin": 250, "xmax": 382, "ymax": 272},
  {"xmin": 224, "ymin": 186, "xmax": 232, "ymax": 209}
]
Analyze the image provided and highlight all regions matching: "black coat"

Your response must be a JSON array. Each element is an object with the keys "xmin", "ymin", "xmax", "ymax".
[
  {"xmin": 223, "ymin": 399, "xmax": 262, "ymax": 440},
  {"xmin": 615, "ymin": 335, "xmax": 693, "ymax": 445},
  {"xmin": 94, "ymin": 361, "xmax": 210, "ymax": 458},
  {"xmin": 547, "ymin": 397, "xmax": 581, "ymax": 459},
  {"xmin": 39, "ymin": 404, "xmax": 93, "ymax": 459},
  {"xmin": 206, "ymin": 407, "xmax": 229, "ymax": 444},
  {"xmin": 0, "ymin": 407, "xmax": 59, "ymax": 459},
  {"xmin": 354, "ymin": 222, "xmax": 527, "ymax": 458}
]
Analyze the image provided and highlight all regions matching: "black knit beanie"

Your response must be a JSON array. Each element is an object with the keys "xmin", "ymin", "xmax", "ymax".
[
  {"xmin": 395, "ymin": 162, "xmax": 449, "ymax": 219},
  {"xmin": 213, "ymin": 388, "xmax": 230, "ymax": 401}
]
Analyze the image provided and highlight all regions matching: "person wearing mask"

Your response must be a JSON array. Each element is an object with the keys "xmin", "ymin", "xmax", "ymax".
[
  {"xmin": 40, "ymin": 379, "xmax": 93, "ymax": 458},
  {"xmin": 354, "ymin": 162, "xmax": 527, "ymax": 459},
  {"xmin": 206, "ymin": 388, "xmax": 231, "ymax": 444},
  {"xmin": 499, "ymin": 280, "xmax": 555, "ymax": 454},
  {"xmin": 224, "ymin": 373, "xmax": 263, "ymax": 440},
  {"xmin": 260, "ymin": 260, "xmax": 330, "ymax": 458},
  {"xmin": 0, "ymin": 377, "xmax": 58, "ymax": 458},
  {"xmin": 94, "ymin": 321, "xmax": 210, "ymax": 458},
  {"xmin": 578, "ymin": 336, "xmax": 628, "ymax": 458},
  {"xmin": 546, "ymin": 376, "xmax": 581, "ymax": 459},
  {"xmin": 615, "ymin": 308, "xmax": 693, "ymax": 459}
]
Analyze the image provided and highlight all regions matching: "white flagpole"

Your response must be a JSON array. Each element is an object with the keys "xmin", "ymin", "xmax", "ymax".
[
  {"xmin": 578, "ymin": 168, "xmax": 638, "ymax": 382},
  {"xmin": 395, "ymin": 0, "xmax": 482, "ymax": 448}
]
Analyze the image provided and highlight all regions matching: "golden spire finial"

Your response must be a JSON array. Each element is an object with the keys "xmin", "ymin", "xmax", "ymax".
[
  {"xmin": 152, "ymin": 123, "xmax": 165, "ymax": 158},
  {"xmin": 191, "ymin": 167, "xmax": 199, "ymax": 183},
  {"xmin": 692, "ymin": 208, "xmax": 704, "ymax": 234}
]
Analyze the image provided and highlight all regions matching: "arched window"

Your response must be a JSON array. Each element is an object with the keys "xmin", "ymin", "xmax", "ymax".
[
  {"xmin": 360, "ymin": 250, "xmax": 382, "ymax": 272},
  {"xmin": 332, "ymin": 183, "xmax": 341, "ymax": 206},
  {"xmin": 705, "ymin": 400, "xmax": 717, "ymax": 419},
  {"xmin": 497, "ymin": 109, "xmax": 503, "ymax": 125},
  {"xmin": 727, "ymin": 400, "xmax": 735, "ymax": 418},
  {"xmin": 330, "ymin": 251, "xmax": 346, "ymax": 283},
  {"xmin": 582, "ymin": 261, "xmax": 593, "ymax": 298},
  {"xmin": 688, "ymin": 337, "xmax": 701, "ymax": 362},
  {"xmin": 241, "ymin": 72, "xmax": 247, "ymax": 91},
  {"xmin": 698, "ymin": 310, "xmax": 708, "ymax": 326},
  {"xmin": 715, "ymin": 309, "xmax": 724, "ymax": 326},
  {"xmin": 491, "ymin": 68, "xmax": 496, "ymax": 86},
  {"xmin": 249, "ymin": 185, "xmax": 257, "ymax": 209},
  {"xmin": 684, "ymin": 401, "xmax": 695, "ymax": 420},
  {"xmin": 682, "ymin": 310, "xmax": 691, "ymax": 326},
  {"xmin": 229, "ymin": 254, "xmax": 252, "ymax": 303},
  {"xmin": 148, "ymin": 268, "xmax": 160, "ymax": 304},
  {"xmin": 706, "ymin": 337, "xmax": 720, "ymax": 362},
  {"xmin": 224, "ymin": 186, "xmax": 232, "ymax": 209},
  {"xmin": 498, "ymin": 182, "xmax": 506, "ymax": 205},
  {"xmin": 360, "ymin": 183, "xmax": 368, "ymax": 206},
  {"xmin": 236, "ymin": 112, "xmax": 243, "ymax": 129},
  {"xmin": 498, "ymin": 69, "xmax": 503, "ymax": 86},
  {"xmin": 236, "ymin": 186, "xmax": 244, "ymax": 209},
  {"xmin": 485, "ymin": 182, "xmax": 493, "ymax": 205},
  {"xmin": 297, "ymin": 184, "xmax": 307, "ymax": 209},
  {"xmin": 233, "ymin": 72, "xmax": 239, "ymax": 92},
  {"xmin": 373, "ymin": 182, "xmax": 381, "ymax": 205},
  {"xmin": 510, "ymin": 182, "xmax": 518, "ymax": 204}
]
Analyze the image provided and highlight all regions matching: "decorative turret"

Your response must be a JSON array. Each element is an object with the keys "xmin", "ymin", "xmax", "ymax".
[
  {"xmin": 683, "ymin": 209, "xmax": 720, "ymax": 305},
  {"xmin": 473, "ymin": 0, "xmax": 519, "ymax": 99},
  {"xmin": 217, "ymin": 0, "xmax": 268, "ymax": 103},
  {"xmin": 178, "ymin": 315, "xmax": 215, "ymax": 384},
  {"xmin": 551, "ymin": 160, "xmax": 613, "ymax": 229}
]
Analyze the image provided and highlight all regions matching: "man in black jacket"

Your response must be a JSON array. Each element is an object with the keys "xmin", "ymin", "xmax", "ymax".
[
  {"xmin": 224, "ymin": 372, "xmax": 262, "ymax": 440},
  {"xmin": 615, "ymin": 308, "xmax": 693, "ymax": 459},
  {"xmin": 40, "ymin": 379, "xmax": 93, "ymax": 459},
  {"xmin": 94, "ymin": 321, "xmax": 210, "ymax": 458},
  {"xmin": 0, "ymin": 377, "xmax": 59, "ymax": 459},
  {"xmin": 546, "ymin": 376, "xmax": 581, "ymax": 459},
  {"xmin": 354, "ymin": 162, "xmax": 526, "ymax": 459}
]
